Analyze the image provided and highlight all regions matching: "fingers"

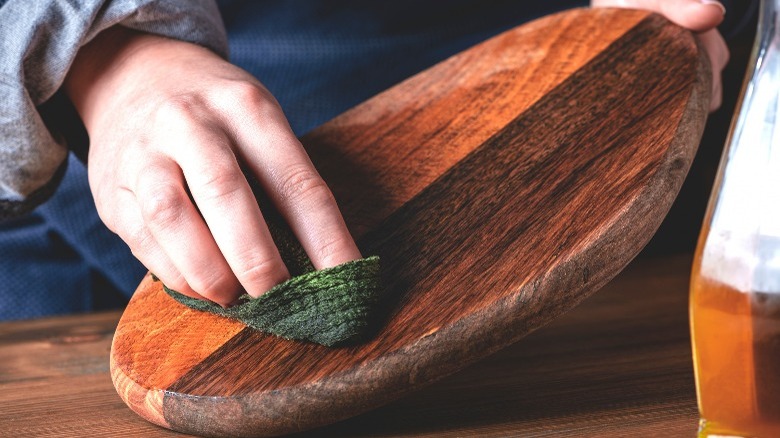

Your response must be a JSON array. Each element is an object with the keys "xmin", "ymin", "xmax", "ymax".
[
  {"xmin": 104, "ymin": 85, "xmax": 359, "ymax": 304},
  {"xmin": 592, "ymin": 0, "xmax": 725, "ymax": 32},
  {"xmin": 698, "ymin": 29, "xmax": 729, "ymax": 111},
  {"xmin": 106, "ymin": 189, "xmax": 199, "ymax": 299},
  {"xmin": 132, "ymin": 157, "xmax": 241, "ymax": 305},
  {"xmin": 213, "ymin": 83, "xmax": 362, "ymax": 272},
  {"xmin": 164, "ymin": 104, "xmax": 291, "ymax": 299},
  {"xmin": 266, "ymin": 155, "xmax": 363, "ymax": 269},
  {"xmin": 78, "ymin": 32, "xmax": 360, "ymax": 305},
  {"xmin": 106, "ymin": 129, "xmax": 292, "ymax": 304}
]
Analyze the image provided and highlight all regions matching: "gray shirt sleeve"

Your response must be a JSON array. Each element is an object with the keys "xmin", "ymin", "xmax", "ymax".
[{"xmin": 0, "ymin": 0, "xmax": 228, "ymax": 219}]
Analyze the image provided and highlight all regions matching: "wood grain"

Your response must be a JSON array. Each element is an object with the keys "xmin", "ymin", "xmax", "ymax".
[
  {"xmin": 307, "ymin": 8, "xmax": 649, "ymax": 237},
  {"xmin": 0, "ymin": 253, "xmax": 701, "ymax": 437},
  {"xmin": 110, "ymin": 7, "xmax": 711, "ymax": 437},
  {"xmin": 110, "ymin": 275, "xmax": 246, "ymax": 428},
  {"xmin": 0, "ymin": 311, "xmax": 185, "ymax": 437},
  {"xmin": 293, "ymin": 254, "xmax": 700, "ymax": 438}
]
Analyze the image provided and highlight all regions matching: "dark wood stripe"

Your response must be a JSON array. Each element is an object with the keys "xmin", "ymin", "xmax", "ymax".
[
  {"xmin": 166, "ymin": 12, "xmax": 699, "ymax": 404},
  {"xmin": 296, "ymin": 8, "xmax": 649, "ymax": 238}
]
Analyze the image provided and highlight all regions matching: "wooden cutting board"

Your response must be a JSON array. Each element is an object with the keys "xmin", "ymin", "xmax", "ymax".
[{"xmin": 111, "ymin": 7, "xmax": 710, "ymax": 437}]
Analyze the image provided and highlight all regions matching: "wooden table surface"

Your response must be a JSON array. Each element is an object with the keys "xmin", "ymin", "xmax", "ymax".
[{"xmin": 0, "ymin": 253, "xmax": 701, "ymax": 437}]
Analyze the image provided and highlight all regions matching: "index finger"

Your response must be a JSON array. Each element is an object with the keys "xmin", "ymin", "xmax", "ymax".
[{"xmin": 215, "ymin": 84, "xmax": 362, "ymax": 270}]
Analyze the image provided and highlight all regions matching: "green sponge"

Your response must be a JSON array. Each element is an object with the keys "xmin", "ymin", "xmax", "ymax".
[
  {"xmin": 162, "ymin": 255, "xmax": 381, "ymax": 347},
  {"xmin": 157, "ymin": 172, "xmax": 383, "ymax": 347}
]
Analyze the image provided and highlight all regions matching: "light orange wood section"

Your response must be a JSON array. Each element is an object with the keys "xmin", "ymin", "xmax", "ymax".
[
  {"xmin": 110, "ymin": 356, "xmax": 167, "ymax": 428},
  {"xmin": 307, "ymin": 8, "xmax": 649, "ymax": 237},
  {"xmin": 110, "ymin": 274, "xmax": 246, "ymax": 394}
]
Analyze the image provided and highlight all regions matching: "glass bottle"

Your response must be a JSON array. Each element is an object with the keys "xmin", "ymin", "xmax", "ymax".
[{"xmin": 690, "ymin": 0, "xmax": 780, "ymax": 436}]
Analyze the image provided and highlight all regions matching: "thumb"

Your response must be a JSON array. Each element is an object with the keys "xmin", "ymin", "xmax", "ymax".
[
  {"xmin": 658, "ymin": 0, "xmax": 726, "ymax": 32},
  {"xmin": 593, "ymin": 0, "xmax": 726, "ymax": 32}
]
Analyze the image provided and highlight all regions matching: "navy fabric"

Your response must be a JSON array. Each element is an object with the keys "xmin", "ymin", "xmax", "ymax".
[
  {"xmin": 220, "ymin": 0, "xmax": 585, "ymax": 135},
  {"xmin": 1, "ymin": 0, "xmax": 601, "ymax": 320},
  {"xmin": 0, "ymin": 154, "xmax": 147, "ymax": 320}
]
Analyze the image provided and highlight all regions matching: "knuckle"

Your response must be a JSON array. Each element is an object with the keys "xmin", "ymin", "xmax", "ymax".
[
  {"xmin": 238, "ymin": 258, "xmax": 288, "ymax": 291},
  {"xmin": 225, "ymin": 82, "xmax": 284, "ymax": 121},
  {"xmin": 313, "ymin": 237, "xmax": 347, "ymax": 265},
  {"xmin": 186, "ymin": 271, "xmax": 235, "ymax": 301},
  {"xmin": 139, "ymin": 183, "xmax": 186, "ymax": 228},
  {"xmin": 126, "ymin": 226, "xmax": 155, "ymax": 254},
  {"xmin": 197, "ymin": 165, "xmax": 244, "ymax": 202},
  {"xmin": 226, "ymin": 81, "xmax": 272, "ymax": 107},
  {"xmin": 153, "ymin": 94, "xmax": 202, "ymax": 126},
  {"xmin": 276, "ymin": 166, "xmax": 332, "ymax": 205}
]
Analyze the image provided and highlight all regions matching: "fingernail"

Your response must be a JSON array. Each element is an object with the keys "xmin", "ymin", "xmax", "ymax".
[{"xmin": 700, "ymin": 0, "xmax": 726, "ymax": 16}]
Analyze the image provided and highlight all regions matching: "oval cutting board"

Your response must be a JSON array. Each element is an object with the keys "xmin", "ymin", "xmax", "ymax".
[{"xmin": 111, "ymin": 7, "xmax": 710, "ymax": 437}]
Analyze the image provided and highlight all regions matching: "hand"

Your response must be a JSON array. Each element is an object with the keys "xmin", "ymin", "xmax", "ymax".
[
  {"xmin": 65, "ymin": 27, "xmax": 361, "ymax": 306},
  {"xmin": 592, "ymin": 0, "xmax": 730, "ymax": 111}
]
